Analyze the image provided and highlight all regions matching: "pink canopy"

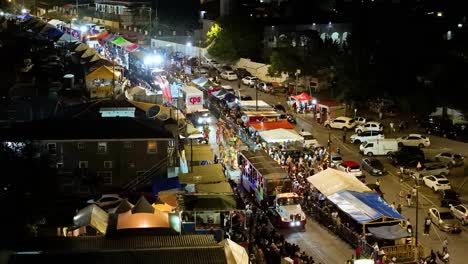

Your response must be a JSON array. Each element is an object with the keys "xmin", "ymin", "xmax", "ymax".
[{"xmin": 291, "ymin": 92, "xmax": 312, "ymax": 102}]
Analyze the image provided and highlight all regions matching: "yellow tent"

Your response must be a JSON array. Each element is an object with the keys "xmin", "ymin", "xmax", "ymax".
[
  {"xmin": 88, "ymin": 53, "xmax": 106, "ymax": 63},
  {"xmin": 74, "ymin": 43, "xmax": 89, "ymax": 52},
  {"xmin": 85, "ymin": 65, "xmax": 120, "ymax": 81},
  {"xmin": 81, "ymin": 48, "xmax": 97, "ymax": 59}
]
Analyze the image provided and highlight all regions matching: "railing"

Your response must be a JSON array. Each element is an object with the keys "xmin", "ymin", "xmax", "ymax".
[{"xmin": 122, "ymin": 157, "xmax": 167, "ymax": 192}]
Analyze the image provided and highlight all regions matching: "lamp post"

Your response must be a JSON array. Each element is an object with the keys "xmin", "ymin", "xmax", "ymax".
[
  {"xmin": 354, "ymin": 108, "xmax": 357, "ymax": 119},
  {"xmin": 414, "ymin": 162, "xmax": 422, "ymax": 259},
  {"xmin": 327, "ymin": 130, "xmax": 332, "ymax": 168}
]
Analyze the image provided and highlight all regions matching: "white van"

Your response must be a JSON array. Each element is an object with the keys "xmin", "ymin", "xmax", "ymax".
[{"xmin": 359, "ymin": 139, "xmax": 398, "ymax": 156}]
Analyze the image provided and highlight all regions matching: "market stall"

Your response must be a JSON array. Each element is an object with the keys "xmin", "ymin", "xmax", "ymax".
[
  {"xmin": 249, "ymin": 120, "xmax": 294, "ymax": 131},
  {"xmin": 85, "ymin": 65, "xmax": 121, "ymax": 98},
  {"xmin": 259, "ymin": 128, "xmax": 303, "ymax": 144},
  {"xmin": 306, "ymin": 168, "xmax": 372, "ymax": 197}
]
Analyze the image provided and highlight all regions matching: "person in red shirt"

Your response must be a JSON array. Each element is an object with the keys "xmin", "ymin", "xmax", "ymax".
[{"xmin": 356, "ymin": 245, "xmax": 362, "ymax": 259}]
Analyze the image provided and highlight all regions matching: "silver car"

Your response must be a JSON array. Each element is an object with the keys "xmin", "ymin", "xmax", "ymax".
[
  {"xmin": 429, "ymin": 207, "xmax": 462, "ymax": 233},
  {"xmin": 435, "ymin": 152, "xmax": 465, "ymax": 168},
  {"xmin": 450, "ymin": 204, "xmax": 468, "ymax": 225},
  {"xmin": 418, "ymin": 162, "xmax": 450, "ymax": 177}
]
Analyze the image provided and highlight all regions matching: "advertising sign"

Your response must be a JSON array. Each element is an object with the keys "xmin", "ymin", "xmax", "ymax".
[{"xmin": 188, "ymin": 96, "xmax": 202, "ymax": 105}]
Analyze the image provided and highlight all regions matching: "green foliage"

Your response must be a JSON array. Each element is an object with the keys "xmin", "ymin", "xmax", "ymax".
[{"xmin": 207, "ymin": 17, "xmax": 263, "ymax": 62}]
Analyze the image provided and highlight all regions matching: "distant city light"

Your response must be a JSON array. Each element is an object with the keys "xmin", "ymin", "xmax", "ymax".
[
  {"xmin": 0, "ymin": 11, "xmax": 4, "ymax": 16},
  {"xmin": 436, "ymin": 11, "xmax": 443, "ymax": 17},
  {"xmin": 458, "ymin": 23, "xmax": 463, "ymax": 28}
]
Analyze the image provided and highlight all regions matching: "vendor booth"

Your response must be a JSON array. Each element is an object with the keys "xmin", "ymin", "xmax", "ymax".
[
  {"xmin": 316, "ymin": 100, "xmax": 346, "ymax": 122},
  {"xmin": 85, "ymin": 65, "xmax": 121, "ymax": 98},
  {"xmin": 249, "ymin": 120, "xmax": 294, "ymax": 131},
  {"xmin": 306, "ymin": 168, "xmax": 372, "ymax": 197},
  {"xmin": 259, "ymin": 128, "xmax": 303, "ymax": 144}
]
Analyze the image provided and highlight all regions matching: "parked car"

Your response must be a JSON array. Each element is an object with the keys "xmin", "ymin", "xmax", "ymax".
[
  {"xmin": 396, "ymin": 134, "xmax": 430, "ymax": 148},
  {"xmin": 449, "ymin": 204, "xmax": 468, "ymax": 225},
  {"xmin": 418, "ymin": 162, "xmax": 450, "ymax": 177},
  {"xmin": 242, "ymin": 76, "xmax": 258, "ymax": 86},
  {"xmin": 428, "ymin": 207, "xmax": 462, "ymax": 233},
  {"xmin": 337, "ymin": 160, "xmax": 365, "ymax": 182},
  {"xmin": 86, "ymin": 194, "xmax": 123, "ymax": 208},
  {"xmin": 256, "ymin": 82, "xmax": 273, "ymax": 93},
  {"xmin": 387, "ymin": 146, "xmax": 425, "ymax": 167},
  {"xmin": 425, "ymin": 123, "xmax": 458, "ymax": 139},
  {"xmin": 329, "ymin": 153, "xmax": 343, "ymax": 168},
  {"xmin": 298, "ymin": 131, "xmax": 319, "ymax": 149},
  {"xmin": 355, "ymin": 121, "xmax": 383, "ymax": 134},
  {"xmin": 201, "ymin": 59, "xmax": 216, "ymax": 68},
  {"xmin": 193, "ymin": 67, "xmax": 209, "ymax": 76},
  {"xmin": 350, "ymin": 130, "xmax": 384, "ymax": 144},
  {"xmin": 361, "ymin": 158, "xmax": 386, "ymax": 176},
  {"xmin": 324, "ymin": 116, "xmax": 357, "ymax": 131},
  {"xmin": 354, "ymin": 116, "xmax": 367, "ymax": 125},
  {"xmin": 439, "ymin": 189, "xmax": 461, "ymax": 208},
  {"xmin": 422, "ymin": 175, "xmax": 451, "ymax": 192},
  {"xmin": 235, "ymin": 67, "xmax": 251, "ymax": 78},
  {"xmin": 435, "ymin": 152, "xmax": 465, "ymax": 168},
  {"xmin": 220, "ymin": 70, "xmax": 238, "ymax": 80}
]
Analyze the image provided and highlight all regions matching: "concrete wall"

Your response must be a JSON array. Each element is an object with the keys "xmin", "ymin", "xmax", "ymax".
[
  {"xmin": 151, "ymin": 38, "xmax": 207, "ymax": 58},
  {"xmin": 234, "ymin": 58, "xmax": 288, "ymax": 83}
]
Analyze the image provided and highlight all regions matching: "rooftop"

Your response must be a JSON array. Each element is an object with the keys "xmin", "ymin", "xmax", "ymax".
[{"xmin": 0, "ymin": 118, "xmax": 173, "ymax": 141}]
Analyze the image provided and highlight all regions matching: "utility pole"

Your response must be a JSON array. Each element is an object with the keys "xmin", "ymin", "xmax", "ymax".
[
  {"xmin": 415, "ymin": 163, "xmax": 421, "ymax": 259},
  {"xmin": 327, "ymin": 131, "xmax": 331, "ymax": 168},
  {"xmin": 255, "ymin": 81, "xmax": 258, "ymax": 111}
]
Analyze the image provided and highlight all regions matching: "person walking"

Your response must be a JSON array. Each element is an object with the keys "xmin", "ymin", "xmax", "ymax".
[
  {"xmin": 406, "ymin": 218, "xmax": 413, "ymax": 234},
  {"xmin": 406, "ymin": 192, "xmax": 412, "ymax": 207},
  {"xmin": 424, "ymin": 214, "xmax": 431, "ymax": 235},
  {"xmin": 389, "ymin": 121, "xmax": 395, "ymax": 133},
  {"xmin": 442, "ymin": 237, "xmax": 448, "ymax": 252},
  {"xmin": 397, "ymin": 203, "xmax": 403, "ymax": 215},
  {"xmin": 342, "ymin": 130, "xmax": 347, "ymax": 143}
]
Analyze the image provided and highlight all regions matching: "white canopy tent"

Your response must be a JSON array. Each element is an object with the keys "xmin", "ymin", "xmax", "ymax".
[
  {"xmin": 239, "ymin": 100, "xmax": 274, "ymax": 110},
  {"xmin": 306, "ymin": 168, "xmax": 372, "ymax": 197},
  {"xmin": 259, "ymin": 128, "xmax": 303, "ymax": 143},
  {"xmin": 219, "ymin": 239, "xmax": 249, "ymax": 264}
]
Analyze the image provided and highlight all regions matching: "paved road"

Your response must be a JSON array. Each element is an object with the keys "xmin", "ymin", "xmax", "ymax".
[{"xmin": 220, "ymin": 79, "xmax": 468, "ymax": 263}]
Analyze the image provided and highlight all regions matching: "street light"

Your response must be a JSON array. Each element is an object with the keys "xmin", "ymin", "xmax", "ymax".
[
  {"xmin": 21, "ymin": 8, "xmax": 27, "ymax": 14},
  {"xmin": 186, "ymin": 42, "xmax": 192, "ymax": 47},
  {"xmin": 354, "ymin": 108, "xmax": 357, "ymax": 119}
]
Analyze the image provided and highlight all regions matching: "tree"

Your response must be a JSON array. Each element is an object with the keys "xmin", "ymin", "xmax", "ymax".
[{"xmin": 207, "ymin": 16, "xmax": 263, "ymax": 62}]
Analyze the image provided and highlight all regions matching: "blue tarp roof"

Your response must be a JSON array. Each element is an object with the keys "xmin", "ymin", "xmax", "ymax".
[
  {"xmin": 42, "ymin": 28, "xmax": 63, "ymax": 39},
  {"xmin": 16, "ymin": 14, "xmax": 32, "ymax": 20},
  {"xmin": 328, "ymin": 190, "xmax": 404, "ymax": 224}
]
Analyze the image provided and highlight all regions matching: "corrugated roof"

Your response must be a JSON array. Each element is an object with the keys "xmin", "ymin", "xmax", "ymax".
[
  {"xmin": 9, "ymin": 247, "xmax": 227, "ymax": 264},
  {"xmin": 240, "ymin": 150, "xmax": 288, "ymax": 180},
  {"xmin": 12, "ymin": 234, "xmax": 219, "ymax": 252},
  {"xmin": 0, "ymin": 118, "xmax": 173, "ymax": 140}
]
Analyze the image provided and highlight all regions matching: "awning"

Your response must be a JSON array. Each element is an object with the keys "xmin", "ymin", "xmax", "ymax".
[
  {"xmin": 57, "ymin": 33, "xmax": 78, "ymax": 43},
  {"xmin": 81, "ymin": 48, "xmax": 97, "ymax": 59},
  {"xmin": 250, "ymin": 120, "xmax": 294, "ymax": 131},
  {"xmin": 368, "ymin": 225, "xmax": 411, "ymax": 240},
  {"xmin": 74, "ymin": 43, "xmax": 89, "ymax": 52},
  {"xmin": 97, "ymin": 32, "xmax": 110, "ymax": 39},
  {"xmin": 39, "ymin": 23, "xmax": 56, "ymax": 34},
  {"xmin": 183, "ymin": 144, "xmax": 214, "ymax": 162},
  {"xmin": 47, "ymin": 19, "xmax": 64, "ymax": 27},
  {"xmin": 219, "ymin": 239, "xmax": 249, "ymax": 264},
  {"xmin": 125, "ymin": 43, "xmax": 139, "ymax": 52},
  {"xmin": 328, "ymin": 190, "xmax": 404, "ymax": 224},
  {"xmin": 179, "ymin": 164, "xmax": 225, "ymax": 184},
  {"xmin": 85, "ymin": 65, "xmax": 120, "ymax": 81},
  {"xmin": 259, "ymin": 128, "xmax": 303, "ymax": 143},
  {"xmin": 291, "ymin": 92, "xmax": 313, "ymax": 102},
  {"xmin": 192, "ymin": 76, "xmax": 209, "ymax": 87},
  {"xmin": 196, "ymin": 182, "xmax": 233, "ymax": 194},
  {"xmin": 112, "ymin": 36, "xmax": 133, "ymax": 47},
  {"xmin": 307, "ymin": 168, "xmax": 372, "ymax": 197}
]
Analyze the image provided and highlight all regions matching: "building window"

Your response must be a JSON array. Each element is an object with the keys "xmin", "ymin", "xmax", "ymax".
[
  {"xmin": 79, "ymin": 161, "xmax": 88, "ymax": 169},
  {"xmin": 98, "ymin": 171, "xmax": 112, "ymax": 185},
  {"xmin": 97, "ymin": 142, "xmax": 107, "ymax": 153},
  {"xmin": 47, "ymin": 143, "xmax": 57, "ymax": 155},
  {"xmin": 123, "ymin": 141, "xmax": 133, "ymax": 150},
  {"xmin": 77, "ymin": 142, "xmax": 85, "ymax": 151},
  {"xmin": 147, "ymin": 141, "xmax": 157, "ymax": 153},
  {"xmin": 128, "ymin": 162, "xmax": 135, "ymax": 168},
  {"xmin": 104, "ymin": 161, "xmax": 113, "ymax": 168}
]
